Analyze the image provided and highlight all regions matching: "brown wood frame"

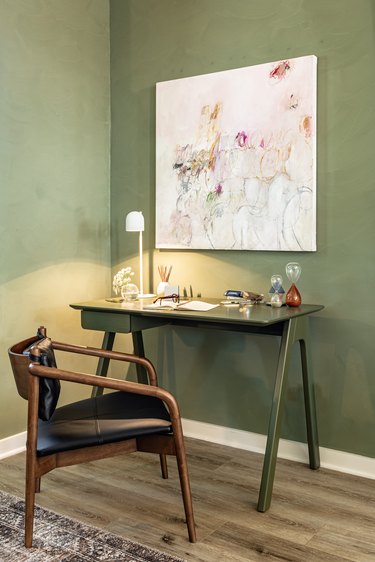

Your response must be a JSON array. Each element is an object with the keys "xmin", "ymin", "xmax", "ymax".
[{"xmin": 9, "ymin": 332, "xmax": 197, "ymax": 546}]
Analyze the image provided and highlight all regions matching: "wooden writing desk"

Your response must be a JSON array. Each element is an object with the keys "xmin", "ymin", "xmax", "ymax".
[{"xmin": 71, "ymin": 298, "xmax": 323, "ymax": 512}]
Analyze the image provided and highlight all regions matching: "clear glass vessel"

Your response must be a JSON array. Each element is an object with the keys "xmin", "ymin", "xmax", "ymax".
[
  {"xmin": 270, "ymin": 274, "xmax": 284, "ymax": 307},
  {"xmin": 285, "ymin": 262, "xmax": 302, "ymax": 307},
  {"xmin": 121, "ymin": 283, "xmax": 139, "ymax": 302}
]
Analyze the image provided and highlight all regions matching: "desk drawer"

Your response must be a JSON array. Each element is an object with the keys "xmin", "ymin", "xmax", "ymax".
[{"xmin": 81, "ymin": 311, "xmax": 131, "ymax": 333}]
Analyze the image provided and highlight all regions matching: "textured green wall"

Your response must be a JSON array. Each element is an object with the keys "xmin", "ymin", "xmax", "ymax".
[
  {"xmin": 0, "ymin": 1, "xmax": 111, "ymax": 439},
  {"xmin": 110, "ymin": 0, "xmax": 375, "ymax": 457}
]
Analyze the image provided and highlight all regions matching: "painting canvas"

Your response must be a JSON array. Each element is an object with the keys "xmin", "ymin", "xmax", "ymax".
[{"xmin": 156, "ymin": 55, "xmax": 317, "ymax": 251}]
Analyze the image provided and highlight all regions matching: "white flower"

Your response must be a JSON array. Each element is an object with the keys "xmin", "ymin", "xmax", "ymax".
[{"xmin": 113, "ymin": 267, "xmax": 134, "ymax": 295}]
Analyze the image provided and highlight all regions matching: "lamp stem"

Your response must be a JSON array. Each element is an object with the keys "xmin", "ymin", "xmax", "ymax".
[{"xmin": 139, "ymin": 230, "xmax": 144, "ymax": 296}]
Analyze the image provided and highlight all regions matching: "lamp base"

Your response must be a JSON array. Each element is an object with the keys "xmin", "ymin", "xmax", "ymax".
[{"xmin": 138, "ymin": 293, "xmax": 156, "ymax": 299}]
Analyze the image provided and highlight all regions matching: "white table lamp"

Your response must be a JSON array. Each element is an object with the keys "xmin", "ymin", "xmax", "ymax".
[{"xmin": 125, "ymin": 211, "xmax": 154, "ymax": 298}]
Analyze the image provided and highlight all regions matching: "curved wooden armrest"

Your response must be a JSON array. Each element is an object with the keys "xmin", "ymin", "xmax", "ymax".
[
  {"xmin": 52, "ymin": 340, "xmax": 158, "ymax": 386},
  {"xmin": 28, "ymin": 363, "xmax": 180, "ymax": 421}
]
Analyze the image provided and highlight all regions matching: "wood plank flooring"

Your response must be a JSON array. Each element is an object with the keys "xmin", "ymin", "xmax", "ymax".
[{"xmin": 1, "ymin": 438, "xmax": 375, "ymax": 561}]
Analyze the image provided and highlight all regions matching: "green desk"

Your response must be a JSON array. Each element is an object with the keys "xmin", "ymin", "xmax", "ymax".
[{"xmin": 71, "ymin": 298, "xmax": 323, "ymax": 512}]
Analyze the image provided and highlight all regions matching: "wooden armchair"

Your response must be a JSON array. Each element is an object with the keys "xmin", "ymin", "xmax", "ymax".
[{"xmin": 8, "ymin": 327, "xmax": 196, "ymax": 547}]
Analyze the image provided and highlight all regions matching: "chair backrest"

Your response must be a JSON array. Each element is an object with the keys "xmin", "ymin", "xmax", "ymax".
[
  {"xmin": 8, "ymin": 329, "xmax": 61, "ymax": 421},
  {"xmin": 8, "ymin": 336, "xmax": 39, "ymax": 400}
]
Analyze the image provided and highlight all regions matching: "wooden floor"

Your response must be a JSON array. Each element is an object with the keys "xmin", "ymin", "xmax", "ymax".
[{"xmin": 1, "ymin": 438, "xmax": 375, "ymax": 561}]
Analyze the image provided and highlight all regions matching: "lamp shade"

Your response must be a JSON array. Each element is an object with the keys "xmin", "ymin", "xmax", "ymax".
[{"xmin": 125, "ymin": 211, "xmax": 144, "ymax": 232}]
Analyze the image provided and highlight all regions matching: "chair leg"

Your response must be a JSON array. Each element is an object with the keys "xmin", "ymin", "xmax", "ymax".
[
  {"xmin": 173, "ymin": 427, "xmax": 197, "ymax": 543},
  {"xmin": 159, "ymin": 454, "xmax": 168, "ymax": 479},
  {"xmin": 35, "ymin": 477, "xmax": 41, "ymax": 493},
  {"xmin": 25, "ymin": 461, "xmax": 36, "ymax": 547}
]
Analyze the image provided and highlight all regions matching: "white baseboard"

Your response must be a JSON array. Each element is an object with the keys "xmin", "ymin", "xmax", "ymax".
[
  {"xmin": 182, "ymin": 418, "xmax": 375, "ymax": 481},
  {"xmin": 0, "ymin": 431, "xmax": 26, "ymax": 460},
  {"xmin": 2, "ymin": 422, "xmax": 375, "ymax": 482}
]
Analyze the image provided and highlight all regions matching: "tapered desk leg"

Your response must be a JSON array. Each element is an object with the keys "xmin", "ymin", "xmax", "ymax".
[
  {"xmin": 257, "ymin": 315, "xmax": 320, "ymax": 512},
  {"xmin": 257, "ymin": 318, "xmax": 297, "ymax": 512},
  {"xmin": 132, "ymin": 331, "xmax": 148, "ymax": 384},
  {"xmin": 92, "ymin": 331, "xmax": 148, "ymax": 393},
  {"xmin": 91, "ymin": 331, "xmax": 116, "ymax": 397},
  {"xmin": 132, "ymin": 329, "xmax": 167, "ymax": 476},
  {"xmin": 299, "ymin": 331, "xmax": 320, "ymax": 469}
]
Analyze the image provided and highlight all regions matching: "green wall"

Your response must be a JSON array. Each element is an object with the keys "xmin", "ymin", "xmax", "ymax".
[
  {"xmin": 0, "ymin": 0, "xmax": 111, "ymax": 439},
  {"xmin": 110, "ymin": 0, "xmax": 375, "ymax": 457},
  {"xmin": 1, "ymin": 0, "xmax": 374, "ymax": 460}
]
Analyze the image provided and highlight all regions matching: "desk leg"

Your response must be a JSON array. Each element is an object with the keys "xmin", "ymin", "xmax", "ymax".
[
  {"xmin": 132, "ymin": 329, "xmax": 167, "ymax": 477},
  {"xmin": 92, "ymin": 331, "xmax": 148, "ymax": 394},
  {"xmin": 132, "ymin": 331, "xmax": 148, "ymax": 384},
  {"xmin": 299, "ymin": 327, "xmax": 320, "ymax": 470},
  {"xmin": 91, "ymin": 331, "xmax": 116, "ymax": 397},
  {"xmin": 257, "ymin": 318, "xmax": 296, "ymax": 512},
  {"xmin": 257, "ymin": 316, "xmax": 320, "ymax": 512}
]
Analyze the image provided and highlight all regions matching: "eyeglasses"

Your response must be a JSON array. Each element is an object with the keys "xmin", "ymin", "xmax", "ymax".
[{"xmin": 153, "ymin": 294, "xmax": 180, "ymax": 305}]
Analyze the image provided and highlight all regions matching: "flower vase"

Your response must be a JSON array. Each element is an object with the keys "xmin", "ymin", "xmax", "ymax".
[{"xmin": 285, "ymin": 283, "xmax": 302, "ymax": 307}]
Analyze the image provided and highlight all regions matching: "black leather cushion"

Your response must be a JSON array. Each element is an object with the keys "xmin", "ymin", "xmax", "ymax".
[
  {"xmin": 23, "ymin": 337, "xmax": 60, "ymax": 422},
  {"xmin": 37, "ymin": 391, "xmax": 172, "ymax": 456}
]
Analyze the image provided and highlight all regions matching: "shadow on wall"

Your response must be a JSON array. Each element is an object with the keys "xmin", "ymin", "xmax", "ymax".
[
  {"xmin": 149, "ymin": 323, "xmax": 295, "ymax": 435},
  {"xmin": 144, "ymin": 315, "xmax": 375, "ymax": 458}
]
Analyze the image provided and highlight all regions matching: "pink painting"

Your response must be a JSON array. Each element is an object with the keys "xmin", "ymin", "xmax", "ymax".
[{"xmin": 156, "ymin": 55, "xmax": 317, "ymax": 251}]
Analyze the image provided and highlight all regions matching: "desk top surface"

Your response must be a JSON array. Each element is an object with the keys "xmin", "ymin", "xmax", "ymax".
[{"xmin": 71, "ymin": 298, "xmax": 324, "ymax": 327}]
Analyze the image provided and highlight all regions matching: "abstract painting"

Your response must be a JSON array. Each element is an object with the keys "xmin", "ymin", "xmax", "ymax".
[{"xmin": 156, "ymin": 55, "xmax": 317, "ymax": 251}]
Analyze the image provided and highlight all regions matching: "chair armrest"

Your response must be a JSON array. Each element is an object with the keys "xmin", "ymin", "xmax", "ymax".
[
  {"xmin": 28, "ymin": 363, "xmax": 180, "ymax": 421},
  {"xmin": 52, "ymin": 341, "xmax": 158, "ymax": 386}
]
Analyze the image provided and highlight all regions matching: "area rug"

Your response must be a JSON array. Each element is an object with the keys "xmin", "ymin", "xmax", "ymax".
[{"xmin": 0, "ymin": 490, "xmax": 186, "ymax": 562}]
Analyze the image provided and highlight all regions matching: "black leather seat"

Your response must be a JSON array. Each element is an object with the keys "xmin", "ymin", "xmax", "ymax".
[{"xmin": 38, "ymin": 391, "xmax": 172, "ymax": 456}]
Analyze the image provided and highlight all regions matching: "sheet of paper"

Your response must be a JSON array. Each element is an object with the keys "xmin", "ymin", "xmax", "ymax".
[
  {"xmin": 143, "ymin": 300, "xmax": 189, "ymax": 310},
  {"xmin": 143, "ymin": 300, "xmax": 219, "ymax": 312},
  {"xmin": 175, "ymin": 300, "xmax": 219, "ymax": 311}
]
